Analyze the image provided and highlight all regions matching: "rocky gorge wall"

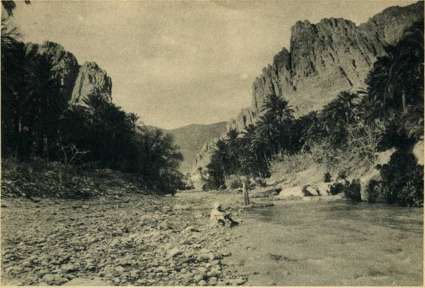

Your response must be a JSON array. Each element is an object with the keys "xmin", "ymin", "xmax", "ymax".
[
  {"xmin": 24, "ymin": 41, "xmax": 112, "ymax": 106},
  {"xmin": 192, "ymin": 1, "xmax": 424, "ymax": 189},
  {"xmin": 230, "ymin": 1, "xmax": 423, "ymax": 131}
]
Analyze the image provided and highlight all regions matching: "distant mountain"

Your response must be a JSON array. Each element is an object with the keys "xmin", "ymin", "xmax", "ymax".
[{"xmin": 168, "ymin": 122, "xmax": 228, "ymax": 173}]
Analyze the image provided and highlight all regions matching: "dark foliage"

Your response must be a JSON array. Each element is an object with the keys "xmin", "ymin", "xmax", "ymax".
[
  {"xmin": 379, "ymin": 151, "xmax": 423, "ymax": 207},
  {"xmin": 329, "ymin": 182, "xmax": 345, "ymax": 195},
  {"xmin": 1, "ymin": 20, "xmax": 183, "ymax": 195},
  {"xmin": 367, "ymin": 179, "xmax": 381, "ymax": 203},
  {"xmin": 344, "ymin": 179, "xmax": 362, "ymax": 202},
  {"xmin": 324, "ymin": 172, "xmax": 332, "ymax": 183}
]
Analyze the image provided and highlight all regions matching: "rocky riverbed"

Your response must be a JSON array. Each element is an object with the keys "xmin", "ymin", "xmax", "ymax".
[
  {"xmin": 1, "ymin": 192, "xmax": 249, "ymax": 286},
  {"xmin": 2, "ymin": 190, "xmax": 423, "ymax": 286}
]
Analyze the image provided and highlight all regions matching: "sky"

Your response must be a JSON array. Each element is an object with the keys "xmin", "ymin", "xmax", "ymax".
[{"xmin": 12, "ymin": 0, "xmax": 417, "ymax": 129}]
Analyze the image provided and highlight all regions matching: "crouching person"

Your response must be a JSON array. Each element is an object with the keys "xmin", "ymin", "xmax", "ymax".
[{"xmin": 210, "ymin": 203, "xmax": 239, "ymax": 227}]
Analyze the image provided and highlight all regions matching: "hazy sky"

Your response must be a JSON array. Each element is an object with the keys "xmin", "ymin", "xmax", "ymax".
[{"xmin": 12, "ymin": 0, "xmax": 416, "ymax": 129}]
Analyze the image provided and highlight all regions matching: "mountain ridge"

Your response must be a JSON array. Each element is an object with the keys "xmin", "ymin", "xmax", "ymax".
[{"xmin": 168, "ymin": 121, "xmax": 228, "ymax": 173}]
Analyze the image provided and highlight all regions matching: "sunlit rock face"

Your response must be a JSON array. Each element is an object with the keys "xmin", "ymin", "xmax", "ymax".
[
  {"xmin": 70, "ymin": 61, "xmax": 112, "ymax": 105},
  {"xmin": 228, "ymin": 1, "xmax": 423, "ymax": 131}
]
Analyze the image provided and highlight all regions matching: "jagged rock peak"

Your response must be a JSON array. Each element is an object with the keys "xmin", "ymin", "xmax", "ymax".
[
  {"xmin": 236, "ymin": 1, "xmax": 423, "ymax": 132},
  {"xmin": 70, "ymin": 61, "xmax": 113, "ymax": 105}
]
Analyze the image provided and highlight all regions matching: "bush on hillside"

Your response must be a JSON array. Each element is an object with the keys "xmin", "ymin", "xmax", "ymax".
[
  {"xmin": 379, "ymin": 150, "xmax": 423, "ymax": 207},
  {"xmin": 367, "ymin": 179, "xmax": 381, "ymax": 203},
  {"xmin": 344, "ymin": 178, "xmax": 362, "ymax": 202},
  {"xmin": 329, "ymin": 182, "xmax": 345, "ymax": 195},
  {"xmin": 324, "ymin": 172, "xmax": 332, "ymax": 183}
]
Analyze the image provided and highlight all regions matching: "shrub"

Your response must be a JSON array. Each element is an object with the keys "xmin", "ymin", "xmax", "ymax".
[
  {"xmin": 337, "ymin": 170, "xmax": 348, "ymax": 180},
  {"xmin": 226, "ymin": 175, "xmax": 243, "ymax": 190},
  {"xmin": 367, "ymin": 179, "xmax": 381, "ymax": 203},
  {"xmin": 324, "ymin": 172, "xmax": 332, "ymax": 183},
  {"xmin": 344, "ymin": 178, "xmax": 362, "ymax": 202},
  {"xmin": 329, "ymin": 182, "xmax": 345, "ymax": 195},
  {"xmin": 379, "ymin": 151, "xmax": 423, "ymax": 207}
]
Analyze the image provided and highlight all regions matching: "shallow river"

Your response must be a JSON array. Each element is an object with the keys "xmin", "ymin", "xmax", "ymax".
[{"xmin": 224, "ymin": 200, "xmax": 423, "ymax": 286}]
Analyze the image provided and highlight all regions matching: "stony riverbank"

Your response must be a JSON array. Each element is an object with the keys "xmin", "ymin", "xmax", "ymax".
[
  {"xmin": 1, "ymin": 192, "xmax": 249, "ymax": 286},
  {"xmin": 2, "ymin": 190, "xmax": 422, "ymax": 286}
]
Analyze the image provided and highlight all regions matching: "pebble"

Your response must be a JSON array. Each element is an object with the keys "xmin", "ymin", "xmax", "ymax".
[
  {"xmin": 42, "ymin": 274, "xmax": 67, "ymax": 285},
  {"xmin": 208, "ymin": 276, "xmax": 218, "ymax": 285},
  {"xmin": 193, "ymin": 274, "xmax": 204, "ymax": 283}
]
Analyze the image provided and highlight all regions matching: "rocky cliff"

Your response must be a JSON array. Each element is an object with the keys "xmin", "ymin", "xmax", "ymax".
[
  {"xmin": 24, "ymin": 41, "xmax": 112, "ymax": 106},
  {"xmin": 192, "ymin": 1, "xmax": 424, "ymax": 187},
  {"xmin": 25, "ymin": 41, "xmax": 80, "ymax": 102},
  {"xmin": 229, "ymin": 1, "xmax": 423, "ymax": 130},
  {"xmin": 70, "ymin": 62, "xmax": 112, "ymax": 105}
]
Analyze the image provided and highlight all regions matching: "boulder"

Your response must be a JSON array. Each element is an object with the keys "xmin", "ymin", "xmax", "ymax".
[
  {"xmin": 273, "ymin": 185, "xmax": 304, "ymax": 200},
  {"xmin": 302, "ymin": 185, "xmax": 321, "ymax": 196}
]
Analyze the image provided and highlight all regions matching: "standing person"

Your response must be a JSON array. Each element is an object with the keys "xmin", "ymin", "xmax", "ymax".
[{"xmin": 242, "ymin": 176, "xmax": 250, "ymax": 206}]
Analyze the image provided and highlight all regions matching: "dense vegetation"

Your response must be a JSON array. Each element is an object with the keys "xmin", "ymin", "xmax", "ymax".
[
  {"xmin": 1, "ymin": 2, "xmax": 184, "ymax": 195},
  {"xmin": 206, "ymin": 21, "xmax": 424, "ymax": 206}
]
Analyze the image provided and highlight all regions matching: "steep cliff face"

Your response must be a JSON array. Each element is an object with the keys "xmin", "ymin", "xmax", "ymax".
[
  {"xmin": 194, "ymin": 1, "xmax": 424, "ymax": 185},
  {"xmin": 228, "ymin": 1, "xmax": 423, "ymax": 130},
  {"xmin": 24, "ymin": 41, "xmax": 113, "ymax": 106},
  {"xmin": 25, "ymin": 41, "xmax": 80, "ymax": 102},
  {"xmin": 70, "ymin": 62, "xmax": 113, "ymax": 105}
]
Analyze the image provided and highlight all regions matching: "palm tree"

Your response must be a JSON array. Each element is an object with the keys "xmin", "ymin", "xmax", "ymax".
[{"xmin": 366, "ymin": 21, "xmax": 424, "ymax": 116}]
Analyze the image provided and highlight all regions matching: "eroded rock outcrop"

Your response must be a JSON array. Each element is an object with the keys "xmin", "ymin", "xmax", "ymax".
[
  {"xmin": 24, "ymin": 41, "xmax": 113, "ymax": 106},
  {"xmin": 70, "ymin": 62, "xmax": 112, "ymax": 105},
  {"xmin": 25, "ymin": 41, "xmax": 80, "ymax": 102},
  {"xmin": 227, "ymin": 1, "xmax": 423, "ymax": 130}
]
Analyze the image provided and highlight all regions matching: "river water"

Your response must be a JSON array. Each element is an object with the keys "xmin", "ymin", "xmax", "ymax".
[{"xmin": 224, "ymin": 200, "xmax": 423, "ymax": 285}]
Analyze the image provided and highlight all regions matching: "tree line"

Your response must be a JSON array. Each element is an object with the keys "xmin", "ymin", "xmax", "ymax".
[{"xmin": 206, "ymin": 21, "xmax": 424, "ymax": 206}]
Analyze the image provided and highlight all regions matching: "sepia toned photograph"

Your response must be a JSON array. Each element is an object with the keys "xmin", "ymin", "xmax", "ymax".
[{"xmin": 1, "ymin": 0, "xmax": 423, "ymax": 286}]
